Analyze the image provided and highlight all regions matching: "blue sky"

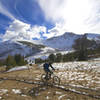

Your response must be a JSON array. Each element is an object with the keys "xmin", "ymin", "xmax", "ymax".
[{"xmin": 0, "ymin": 0, "xmax": 100, "ymax": 41}]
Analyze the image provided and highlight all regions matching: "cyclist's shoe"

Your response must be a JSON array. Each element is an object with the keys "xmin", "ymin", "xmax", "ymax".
[
  {"xmin": 44, "ymin": 76, "xmax": 49, "ymax": 80},
  {"xmin": 46, "ymin": 77, "xmax": 49, "ymax": 80}
]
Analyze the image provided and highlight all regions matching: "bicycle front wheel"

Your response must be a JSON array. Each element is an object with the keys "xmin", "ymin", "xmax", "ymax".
[{"xmin": 53, "ymin": 76, "xmax": 60, "ymax": 85}]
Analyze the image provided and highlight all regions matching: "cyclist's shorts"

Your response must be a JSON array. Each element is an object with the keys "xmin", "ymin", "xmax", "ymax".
[{"xmin": 44, "ymin": 68, "xmax": 50, "ymax": 72}]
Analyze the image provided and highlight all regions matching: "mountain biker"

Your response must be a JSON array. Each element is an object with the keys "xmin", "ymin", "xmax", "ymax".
[{"xmin": 43, "ymin": 62, "xmax": 55, "ymax": 79}]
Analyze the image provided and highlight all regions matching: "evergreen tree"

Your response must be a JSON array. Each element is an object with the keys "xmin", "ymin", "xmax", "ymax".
[
  {"xmin": 35, "ymin": 58, "xmax": 43, "ymax": 64},
  {"xmin": 48, "ymin": 53, "xmax": 56, "ymax": 62},
  {"xmin": 0, "ymin": 60, "xmax": 4, "ymax": 66},
  {"xmin": 55, "ymin": 53, "xmax": 62, "ymax": 62},
  {"xmin": 72, "ymin": 34, "xmax": 96, "ymax": 61},
  {"xmin": 14, "ymin": 54, "xmax": 27, "ymax": 66},
  {"xmin": 62, "ymin": 54, "xmax": 68, "ymax": 62},
  {"xmin": 5, "ymin": 54, "xmax": 27, "ymax": 71},
  {"xmin": 72, "ymin": 35, "xmax": 87, "ymax": 60},
  {"xmin": 14, "ymin": 54, "xmax": 21, "ymax": 65},
  {"xmin": 20, "ymin": 56, "xmax": 27, "ymax": 65},
  {"xmin": 6, "ymin": 55, "xmax": 16, "ymax": 71}
]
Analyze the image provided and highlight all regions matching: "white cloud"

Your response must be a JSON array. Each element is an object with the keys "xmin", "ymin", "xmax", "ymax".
[
  {"xmin": 0, "ymin": 34, "xmax": 3, "ymax": 41},
  {"xmin": 38, "ymin": 0, "xmax": 100, "ymax": 35},
  {"xmin": 31, "ymin": 25, "xmax": 46, "ymax": 38},
  {"xmin": 43, "ymin": 23, "xmax": 68, "ymax": 38},
  {"xmin": 3, "ymin": 19, "xmax": 47, "ymax": 41},
  {"xmin": 0, "ymin": 2, "xmax": 15, "ymax": 19}
]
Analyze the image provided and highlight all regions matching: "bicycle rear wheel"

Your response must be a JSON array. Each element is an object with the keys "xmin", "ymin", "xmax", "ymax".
[
  {"xmin": 41, "ymin": 74, "xmax": 51, "ymax": 83},
  {"xmin": 53, "ymin": 76, "xmax": 60, "ymax": 85},
  {"xmin": 41, "ymin": 74, "xmax": 46, "ymax": 82}
]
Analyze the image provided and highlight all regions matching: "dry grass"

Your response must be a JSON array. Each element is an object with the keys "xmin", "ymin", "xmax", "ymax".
[
  {"xmin": 0, "ymin": 66, "xmax": 6, "ymax": 73},
  {"xmin": 0, "ymin": 64, "xmax": 100, "ymax": 100}
]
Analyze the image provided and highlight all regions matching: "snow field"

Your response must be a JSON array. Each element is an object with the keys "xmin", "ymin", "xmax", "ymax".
[{"xmin": 52, "ymin": 61, "xmax": 100, "ymax": 89}]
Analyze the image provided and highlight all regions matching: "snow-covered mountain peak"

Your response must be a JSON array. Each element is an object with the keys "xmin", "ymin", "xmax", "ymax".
[
  {"xmin": 63, "ymin": 32, "xmax": 76, "ymax": 37},
  {"xmin": 43, "ymin": 32, "xmax": 81, "ymax": 50},
  {"xmin": 43, "ymin": 32, "xmax": 100, "ymax": 50},
  {"xmin": 85, "ymin": 33, "xmax": 100, "ymax": 41}
]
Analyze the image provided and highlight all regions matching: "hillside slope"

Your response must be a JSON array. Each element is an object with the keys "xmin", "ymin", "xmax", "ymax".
[{"xmin": 0, "ymin": 40, "xmax": 45, "ymax": 59}]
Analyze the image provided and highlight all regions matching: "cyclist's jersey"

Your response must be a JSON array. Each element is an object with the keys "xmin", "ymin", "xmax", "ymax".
[
  {"xmin": 43, "ymin": 63, "xmax": 55, "ymax": 70},
  {"xmin": 43, "ymin": 63, "xmax": 50, "ymax": 70}
]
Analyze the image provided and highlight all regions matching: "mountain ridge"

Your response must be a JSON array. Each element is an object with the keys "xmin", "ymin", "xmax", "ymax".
[
  {"xmin": 43, "ymin": 32, "xmax": 100, "ymax": 50},
  {"xmin": 0, "ymin": 32, "xmax": 100, "ymax": 60}
]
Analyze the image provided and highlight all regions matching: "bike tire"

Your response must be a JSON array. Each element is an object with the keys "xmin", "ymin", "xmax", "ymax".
[
  {"xmin": 41, "ymin": 74, "xmax": 51, "ymax": 82},
  {"xmin": 41, "ymin": 74, "xmax": 46, "ymax": 82},
  {"xmin": 53, "ymin": 76, "xmax": 60, "ymax": 85}
]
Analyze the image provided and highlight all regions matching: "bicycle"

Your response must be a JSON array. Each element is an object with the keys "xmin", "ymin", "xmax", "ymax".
[{"xmin": 41, "ymin": 71, "xmax": 60, "ymax": 85}]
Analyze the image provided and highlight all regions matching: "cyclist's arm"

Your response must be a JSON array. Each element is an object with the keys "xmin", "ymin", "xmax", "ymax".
[{"xmin": 50, "ymin": 64, "xmax": 55, "ymax": 70}]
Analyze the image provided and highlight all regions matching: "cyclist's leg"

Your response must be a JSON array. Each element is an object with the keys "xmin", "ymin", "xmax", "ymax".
[
  {"xmin": 44, "ymin": 69, "xmax": 48, "ymax": 79},
  {"xmin": 46, "ymin": 69, "xmax": 52, "ymax": 80},
  {"xmin": 44, "ymin": 71, "xmax": 49, "ymax": 80},
  {"xmin": 49, "ymin": 69, "xmax": 53, "ymax": 74},
  {"xmin": 48, "ymin": 69, "xmax": 53, "ymax": 78},
  {"xmin": 45, "ymin": 69, "xmax": 52, "ymax": 80},
  {"xmin": 46, "ymin": 71, "xmax": 49, "ymax": 78}
]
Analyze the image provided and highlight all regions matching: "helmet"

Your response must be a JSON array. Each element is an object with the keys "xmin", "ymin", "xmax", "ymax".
[{"xmin": 49, "ymin": 61, "xmax": 53, "ymax": 64}]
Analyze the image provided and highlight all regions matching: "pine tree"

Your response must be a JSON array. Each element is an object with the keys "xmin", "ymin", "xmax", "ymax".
[
  {"xmin": 0, "ymin": 60, "xmax": 4, "ymax": 66},
  {"xmin": 19, "ymin": 56, "xmax": 27, "ymax": 66},
  {"xmin": 14, "ymin": 54, "xmax": 21, "ymax": 65},
  {"xmin": 14, "ymin": 54, "xmax": 27, "ymax": 66},
  {"xmin": 6, "ymin": 55, "xmax": 16, "ymax": 71},
  {"xmin": 48, "ymin": 54, "xmax": 56, "ymax": 62},
  {"xmin": 63, "ymin": 54, "xmax": 68, "ymax": 62},
  {"xmin": 55, "ymin": 53, "xmax": 62, "ymax": 62},
  {"xmin": 35, "ymin": 58, "xmax": 43, "ymax": 64},
  {"xmin": 5, "ymin": 54, "xmax": 27, "ymax": 71},
  {"xmin": 72, "ymin": 34, "xmax": 96, "ymax": 61}
]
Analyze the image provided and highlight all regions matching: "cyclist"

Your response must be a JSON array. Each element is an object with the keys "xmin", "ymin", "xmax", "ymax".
[{"xmin": 43, "ymin": 62, "xmax": 55, "ymax": 80}]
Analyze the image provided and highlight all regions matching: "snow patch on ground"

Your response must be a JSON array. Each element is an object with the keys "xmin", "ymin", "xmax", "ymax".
[
  {"xmin": 12, "ymin": 89, "xmax": 21, "ymax": 94},
  {"xmin": 0, "ymin": 89, "xmax": 8, "ymax": 96},
  {"xmin": 58, "ymin": 94, "xmax": 66, "ymax": 100},
  {"xmin": 7, "ymin": 66, "xmax": 28, "ymax": 72},
  {"xmin": 0, "ymin": 89, "xmax": 8, "ymax": 94},
  {"xmin": 56, "ymin": 91, "xmax": 62, "ymax": 95},
  {"xmin": 53, "ymin": 61, "xmax": 100, "ymax": 71},
  {"xmin": 21, "ymin": 94, "xmax": 27, "ymax": 97},
  {"xmin": 0, "ymin": 97, "xmax": 2, "ymax": 99},
  {"xmin": 46, "ymin": 96, "xmax": 50, "ymax": 99},
  {"xmin": 50, "ymin": 61, "xmax": 100, "ymax": 89}
]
